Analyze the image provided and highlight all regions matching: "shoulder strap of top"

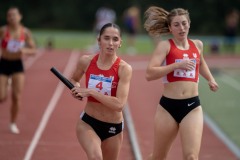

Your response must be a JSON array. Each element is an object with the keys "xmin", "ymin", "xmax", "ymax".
[
  {"xmin": 168, "ymin": 39, "xmax": 176, "ymax": 48},
  {"xmin": 114, "ymin": 57, "xmax": 121, "ymax": 65},
  {"xmin": 91, "ymin": 53, "xmax": 99, "ymax": 64},
  {"xmin": 4, "ymin": 26, "xmax": 10, "ymax": 38},
  {"xmin": 20, "ymin": 27, "xmax": 25, "ymax": 40},
  {"xmin": 188, "ymin": 39, "xmax": 194, "ymax": 46},
  {"xmin": 111, "ymin": 57, "xmax": 121, "ymax": 71},
  {"xmin": 187, "ymin": 39, "xmax": 198, "ymax": 51}
]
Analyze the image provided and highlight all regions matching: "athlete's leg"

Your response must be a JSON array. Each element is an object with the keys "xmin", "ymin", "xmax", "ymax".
[
  {"xmin": 101, "ymin": 132, "xmax": 123, "ymax": 160},
  {"xmin": 11, "ymin": 73, "xmax": 24, "ymax": 123},
  {"xmin": 179, "ymin": 106, "xmax": 203, "ymax": 160},
  {"xmin": 76, "ymin": 119, "xmax": 103, "ymax": 160},
  {"xmin": 148, "ymin": 105, "xmax": 179, "ymax": 160},
  {"xmin": 0, "ymin": 74, "xmax": 9, "ymax": 102}
]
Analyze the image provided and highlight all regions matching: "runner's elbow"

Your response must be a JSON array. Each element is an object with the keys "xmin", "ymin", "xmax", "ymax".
[
  {"xmin": 115, "ymin": 104, "xmax": 124, "ymax": 112},
  {"xmin": 114, "ymin": 101, "xmax": 125, "ymax": 112},
  {"xmin": 145, "ymin": 72, "xmax": 155, "ymax": 81},
  {"xmin": 146, "ymin": 68, "xmax": 155, "ymax": 81}
]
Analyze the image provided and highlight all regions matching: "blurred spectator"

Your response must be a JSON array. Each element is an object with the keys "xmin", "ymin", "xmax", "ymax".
[
  {"xmin": 224, "ymin": 8, "xmax": 239, "ymax": 54},
  {"xmin": 94, "ymin": 5, "xmax": 116, "ymax": 36},
  {"xmin": 123, "ymin": 5, "xmax": 141, "ymax": 54},
  {"xmin": 45, "ymin": 37, "xmax": 54, "ymax": 50},
  {"xmin": 210, "ymin": 39, "xmax": 220, "ymax": 54}
]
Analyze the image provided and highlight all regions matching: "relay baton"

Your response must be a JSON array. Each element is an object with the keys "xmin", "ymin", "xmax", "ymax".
[
  {"xmin": 50, "ymin": 67, "xmax": 83, "ymax": 100},
  {"xmin": 50, "ymin": 67, "xmax": 74, "ymax": 89}
]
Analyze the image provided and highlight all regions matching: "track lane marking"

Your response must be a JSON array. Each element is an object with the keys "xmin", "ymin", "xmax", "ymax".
[
  {"xmin": 124, "ymin": 103, "xmax": 143, "ymax": 160},
  {"xmin": 23, "ymin": 50, "xmax": 79, "ymax": 160}
]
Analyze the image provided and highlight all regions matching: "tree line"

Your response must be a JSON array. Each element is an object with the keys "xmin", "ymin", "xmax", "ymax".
[{"xmin": 0, "ymin": 0, "xmax": 239, "ymax": 35}]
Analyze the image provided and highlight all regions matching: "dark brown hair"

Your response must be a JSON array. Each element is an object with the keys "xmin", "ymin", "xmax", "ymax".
[{"xmin": 99, "ymin": 23, "xmax": 122, "ymax": 37}]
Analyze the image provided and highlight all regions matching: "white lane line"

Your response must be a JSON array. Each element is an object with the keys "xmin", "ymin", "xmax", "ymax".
[
  {"xmin": 23, "ymin": 50, "xmax": 79, "ymax": 160},
  {"xmin": 204, "ymin": 73, "xmax": 240, "ymax": 159},
  {"xmin": 124, "ymin": 103, "xmax": 142, "ymax": 160},
  {"xmin": 204, "ymin": 114, "xmax": 240, "ymax": 159},
  {"xmin": 220, "ymin": 74, "xmax": 240, "ymax": 91}
]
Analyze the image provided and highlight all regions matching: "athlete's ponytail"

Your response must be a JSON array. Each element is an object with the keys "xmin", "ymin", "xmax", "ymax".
[
  {"xmin": 144, "ymin": 6, "xmax": 190, "ymax": 38},
  {"xmin": 144, "ymin": 6, "xmax": 169, "ymax": 38}
]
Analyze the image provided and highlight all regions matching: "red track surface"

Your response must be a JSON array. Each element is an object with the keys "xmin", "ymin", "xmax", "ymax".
[{"xmin": 0, "ymin": 50, "xmax": 238, "ymax": 160}]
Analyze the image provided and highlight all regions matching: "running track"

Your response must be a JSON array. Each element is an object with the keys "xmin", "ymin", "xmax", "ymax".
[{"xmin": 0, "ymin": 49, "xmax": 239, "ymax": 160}]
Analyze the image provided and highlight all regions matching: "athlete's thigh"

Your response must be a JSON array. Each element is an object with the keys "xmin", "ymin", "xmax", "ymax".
[
  {"xmin": 101, "ymin": 132, "xmax": 123, "ymax": 160},
  {"xmin": 0, "ymin": 74, "xmax": 9, "ymax": 100},
  {"xmin": 11, "ymin": 73, "xmax": 25, "ymax": 97},
  {"xmin": 152, "ymin": 105, "xmax": 178, "ymax": 158},
  {"xmin": 179, "ymin": 106, "xmax": 203, "ymax": 156},
  {"xmin": 76, "ymin": 119, "xmax": 102, "ymax": 157}
]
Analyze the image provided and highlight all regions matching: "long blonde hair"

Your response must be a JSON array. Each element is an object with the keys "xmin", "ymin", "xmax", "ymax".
[{"xmin": 144, "ymin": 6, "xmax": 190, "ymax": 38}]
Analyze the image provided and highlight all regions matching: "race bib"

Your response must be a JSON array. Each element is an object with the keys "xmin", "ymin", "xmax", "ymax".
[
  {"xmin": 7, "ymin": 40, "xmax": 24, "ymax": 53},
  {"xmin": 88, "ymin": 74, "xmax": 113, "ymax": 96},
  {"xmin": 174, "ymin": 59, "xmax": 196, "ymax": 78}
]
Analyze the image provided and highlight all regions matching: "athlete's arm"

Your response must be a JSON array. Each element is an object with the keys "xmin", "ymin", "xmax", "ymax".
[
  {"xmin": 71, "ymin": 55, "xmax": 91, "ymax": 87},
  {"xmin": 195, "ymin": 40, "xmax": 219, "ymax": 92},
  {"xmin": 146, "ymin": 40, "xmax": 171, "ymax": 81},
  {"xmin": 20, "ymin": 27, "xmax": 36, "ymax": 56}
]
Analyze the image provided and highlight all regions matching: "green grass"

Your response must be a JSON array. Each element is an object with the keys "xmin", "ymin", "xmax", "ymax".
[
  {"xmin": 33, "ymin": 30, "xmax": 95, "ymax": 50},
  {"xmin": 199, "ymin": 70, "xmax": 240, "ymax": 148},
  {"xmin": 32, "ymin": 29, "xmax": 240, "ymax": 55}
]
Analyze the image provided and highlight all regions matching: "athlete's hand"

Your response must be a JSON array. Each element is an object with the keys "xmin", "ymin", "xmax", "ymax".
[
  {"xmin": 71, "ymin": 87, "xmax": 84, "ymax": 100},
  {"xmin": 177, "ymin": 60, "xmax": 195, "ymax": 71},
  {"xmin": 208, "ymin": 80, "xmax": 219, "ymax": 92}
]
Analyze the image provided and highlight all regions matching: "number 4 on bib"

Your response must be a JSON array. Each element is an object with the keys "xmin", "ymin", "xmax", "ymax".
[{"xmin": 96, "ymin": 82, "xmax": 103, "ymax": 90}]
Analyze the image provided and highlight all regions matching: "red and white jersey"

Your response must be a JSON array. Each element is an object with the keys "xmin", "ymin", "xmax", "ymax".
[
  {"xmin": 85, "ymin": 54, "xmax": 120, "ymax": 103},
  {"xmin": 1, "ymin": 26, "xmax": 25, "ymax": 53},
  {"xmin": 162, "ymin": 39, "xmax": 200, "ymax": 83}
]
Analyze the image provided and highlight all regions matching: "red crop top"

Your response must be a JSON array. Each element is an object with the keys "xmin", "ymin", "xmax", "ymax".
[
  {"xmin": 1, "ymin": 26, "xmax": 25, "ymax": 53},
  {"xmin": 85, "ymin": 54, "xmax": 121, "ymax": 103},
  {"xmin": 162, "ymin": 39, "xmax": 200, "ymax": 83}
]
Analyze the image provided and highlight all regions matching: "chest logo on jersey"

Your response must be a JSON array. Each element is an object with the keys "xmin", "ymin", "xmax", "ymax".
[
  {"xmin": 183, "ymin": 53, "xmax": 198, "ymax": 59},
  {"xmin": 88, "ymin": 74, "xmax": 114, "ymax": 96},
  {"xmin": 193, "ymin": 53, "xmax": 197, "ymax": 58}
]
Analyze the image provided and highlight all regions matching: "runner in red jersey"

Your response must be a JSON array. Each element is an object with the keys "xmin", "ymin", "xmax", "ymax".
[
  {"xmin": 0, "ymin": 7, "xmax": 36, "ymax": 134},
  {"xmin": 144, "ymin": 6, "xmax": 219, "ymax": 160},
  {"xmin": 70, "ymin": 23, "xmax": 132, "ymax": 159}
]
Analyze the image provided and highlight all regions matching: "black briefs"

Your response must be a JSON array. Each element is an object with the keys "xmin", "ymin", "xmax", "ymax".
[
  {"xmin": 80, "ymin": 112, "xmax": 124, "ymax": 141},
  {"xmin": 0, "ymin": 58, "xmax": 24, "ymax": 76},
  {"xmin": 159, "ymin": 96, "xmax": 201, "ymax": 123}
]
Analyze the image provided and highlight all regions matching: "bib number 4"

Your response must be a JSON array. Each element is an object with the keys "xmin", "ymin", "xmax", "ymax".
[
  {"xmin": 88, "ymin": 74, "xmax": 113, "ymax": 96},
  {"xmin": 96, "ymin": 82, "xmax": 103, "ymax": 90}
]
